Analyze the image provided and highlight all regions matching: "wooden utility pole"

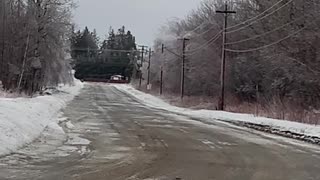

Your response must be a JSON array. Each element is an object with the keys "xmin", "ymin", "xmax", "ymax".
[
  {"xmin": 161, "ymin": 44, "xmax": 164, "ymax": 54},
  {"xmin": 160, "ymin": 66, "xmax": 163, "ymax": 95},
  {"xmin": 147, "ymin": 48, "xmax": 153, "ymax": 90},
  {"xmin": 160, "ymin": 44, "xmax": 165, "ymax": 95},
  {"xmin": 161, "ymin": 43, "xmax": 185, "ymax": 96},
  {"xmin": 178, "ymin": 38, "xmax": 190, "ymax": 100},
  {"xmin": 138, "ymin": 45, "xmax": 148, "ymax": 88},
  {"xmin": 216, "ymin": 3, "xmax": 236, "ymax": 110}
]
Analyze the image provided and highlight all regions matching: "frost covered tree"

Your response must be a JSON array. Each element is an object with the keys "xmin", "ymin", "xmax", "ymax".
[
  {"xmin": 0, "ymin": 0, "xmax": 75, "ymax": 94},
  {"xmin": 148, "ymin": 0, "xmax": 320, "ymax": 119}
]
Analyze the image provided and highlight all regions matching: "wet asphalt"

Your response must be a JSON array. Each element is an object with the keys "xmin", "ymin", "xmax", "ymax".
[{"xmin": 0, "ymin": 83, "xmax": 320, "ymax": 180}]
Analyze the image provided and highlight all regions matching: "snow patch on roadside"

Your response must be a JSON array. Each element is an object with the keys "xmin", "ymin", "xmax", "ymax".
[
  {"xmin": 0, "ymin": 79, "xmax": 84, "ymax": 156},
  {"xmin": 112, "ymin": 84, "xmax": 320, "ymax": 139},
  {"xmin": 57, "ymin": 116, "xmax": 69, "ymax": 123},
  {"xmin": 65, "ymin": 121, "xmax": 75, "ymax": 129},
  {"xmin": 66, "ymin": 133, "xmax": 91, "ymax": 145}
]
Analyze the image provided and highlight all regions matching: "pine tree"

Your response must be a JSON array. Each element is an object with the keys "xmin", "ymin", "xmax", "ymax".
[
  {"xmin": 71, "ymin": 27, "xmax": 99, "ymax": 62},
  {"xmin": 73, "ymin": 25, "xmax": 137, "ymax": 81}
]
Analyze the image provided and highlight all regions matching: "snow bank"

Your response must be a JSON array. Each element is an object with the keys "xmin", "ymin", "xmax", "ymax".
[
  {"xmin": 113, "ymin": 84, "xmax": 320, "ymax": 138},
  {"xmin": 0, "ymin": 79, "xmax": 83, "ymax": 156}
]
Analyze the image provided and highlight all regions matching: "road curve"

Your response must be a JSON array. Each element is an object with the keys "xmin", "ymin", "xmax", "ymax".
[{"xmin": 0, "ymin": 83, "xmax": 320, "ymax": 180}]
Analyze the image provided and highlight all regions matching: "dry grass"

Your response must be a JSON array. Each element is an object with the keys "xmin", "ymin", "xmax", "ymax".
[
  {"xmin": 226, "ymin": 96, "xmax": 320, "ymax": 125},
  {"xmin": 0, "ymin": 90, "xmax": 28, "ymax": 98},
  {"xmin": 0, "ymin": 83, "xmax": 28, "ymax": 98},
  {"xmin": 132, "ymin": 82, "xmax": 320, "ymax": 125},
  {"xmin": 164, "ymin": 95, "xmax": 218, "ymax": 110}
]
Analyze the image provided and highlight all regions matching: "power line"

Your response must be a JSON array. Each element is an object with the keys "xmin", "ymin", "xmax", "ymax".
[
  {"xmin": 71, "ymin": 48, "xmax": 138, "ymax": 53},
  {"xmin": 187, "ymin": 21, "xmax": 220, "ymax": 38},
  {"xmin": 181, "ymin": 0, "xmax": 292, "ymax": 56},
  {"xmin": 164, "ymin": 47, "xmax": 182, "ymax": 58},
  {"xmin": 225, "ymin": 17, "xmax": 304, "ymax": 45},
  {"xmin": 185, "ymin": 35, "xmax": 222, "ymax": 56},
  {"xmin": 180, "ymin": 0, "xmax": 291, "ymax": 56},
  {"xmin": 226, "ymin": 0, "xmax": 288, "ymax": 31},
  {"xmin": 225, "ymin": 27, "xmax": 305, "ymax": 53},
  {"xmin": 226, "ymin": 0, "xmax": 293, "ymax": 34},
  {"xmin": 185, "ymin": 30, "xmax": 223, "ymax": 55},
  {"xmin": 182, "ymin": 22, "xmax": 208, "ymax": 37},
  {"xmin": 183, "ymin": 0, "xmax": 289, "ymax": 42},
  {"xmin": 182, "ymin": 18, "xmax": 217, "ymax": 37}
]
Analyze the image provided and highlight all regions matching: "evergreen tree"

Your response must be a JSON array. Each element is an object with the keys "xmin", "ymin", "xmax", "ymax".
[
  {"xmin": 91, "ymin": 29, "xmax": 100, "ymax": 47},
  {"xmin": 71, "ymin": 27, "xmax": 99, "ymax": 62},
  {"xmin": 72, "ymin": 26, "xmax": 137, "ymax": 81}
]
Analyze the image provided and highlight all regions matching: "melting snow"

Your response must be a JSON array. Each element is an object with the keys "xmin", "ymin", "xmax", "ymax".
[
  {"xmin": 113, "ymin": 84, "xmax": 320, "ymax": 139},
  {"xmin": 0, "ymin": 79, "xmax": 84, "ymax": 156}
]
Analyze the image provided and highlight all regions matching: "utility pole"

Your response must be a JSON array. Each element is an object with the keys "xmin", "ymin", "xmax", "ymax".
[
  {"xmin": 147, "ymin": 48, "xmax": 153, "ymax": 90},
  {"xmin": 162, "ymin": 44, "xmax": 164, "ymax": 54},
  {"xmin": 216, "ymin": 3, "xmax": 236, "ymax": 110},
  {"xmin": 160, "ymin": 66, "xmax": 163, "ymax": 95},
  {"xmin": 138, "ymin": 45, "xmax": 148, "ymax": 89},
  {"xmin": 178, "ymin": 38, "xmax": 190, "ymax": 100},
  {"xmin": 161, "ymin": 43, "xmax": 185, "ymax": 96},
  {"xmin": 160, "ymin": 44, "xmax": 165, "ymax": 95}
]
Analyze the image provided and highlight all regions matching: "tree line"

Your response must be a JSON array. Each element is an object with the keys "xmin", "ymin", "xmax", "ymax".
[
  {"xmin": 145, "ymin": 0, "xmax": 320, "ymax": 122},
  {"xmin": 0, "ymin": 0, "xmax": 75, "ymax": 94},
  {"xmin": 71, "ymin": 26, "xmax": 137, "ymax": 81}
]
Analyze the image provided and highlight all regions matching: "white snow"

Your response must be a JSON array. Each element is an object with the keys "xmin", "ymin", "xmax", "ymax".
[
  {"xmin": 65, "ymin": 133, "xmax": 91, "ymax": 145},
  {"xmin": 0, "ymin": 79, "xmax": 83, "ymax": 156},
  {"xmin": 57, "ymin": 116, "xmax": 68, "ymax": 123},
  {"xmin": 112, "ymin": 84, "xmax": 320, "ymax": 138},
  {"xmin": 65, "ymin": 121, "xmax": 75, "ymax": 129}
]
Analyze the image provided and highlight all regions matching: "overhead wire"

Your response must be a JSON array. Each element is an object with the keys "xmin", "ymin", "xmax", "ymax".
[
  {"xmin": 225, "ymin": 27, "xmax": 306, "ymax": 53},
  {"xmin": 183, "ymin": 0, "xmax": 293, "ymax": 55},
  {"xmin": 225, "ymin": 17, "xmax": 304, "ymax": 45},
  {"xmin": 225, "ymin": 0, "xmax": 288, "ymax": 31},
  {"xmin": 182, "ymin": 21, "xmax": 211, "ymax": 37},
  {"xmin": 186, "ymin": 0, "xmax": 288, "ymax": 38},
  {"xmin": 164, "ymin": 0, "xmax": 296, "ymax": 57},
  {"xmin": 226, "ymin": 0, "xmax": 293, "ymax": 34},
  {"xmin": 164, "ymin": 47, "xmax": 182, "ymax": 58},
  {"xmin": 185, "ymin": 17, "xmax": 222, "ymax": 38},
  {"xmin": 185, "ymin": 30, "xmax": 223, "ymax": 55},
  {"xmin": 185, "ymin": 0, "xmax": 288, "ymax": 39},
  {"xmin": 71, "ymin": 48, "xmax": 138, "ymax": 53}
]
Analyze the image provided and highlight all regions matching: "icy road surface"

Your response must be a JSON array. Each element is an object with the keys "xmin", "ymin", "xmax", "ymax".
[{"xmin": 1, "ymin": 83, "xmax": 320, "ymax": 180}]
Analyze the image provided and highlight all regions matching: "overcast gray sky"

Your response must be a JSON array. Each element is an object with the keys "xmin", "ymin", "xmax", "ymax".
[{"xmin": 73, "ymin": 0, "xmax": 201, "ymax": 46}]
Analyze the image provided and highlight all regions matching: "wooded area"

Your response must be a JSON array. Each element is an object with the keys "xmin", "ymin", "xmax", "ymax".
[
  {"xmin": 1, "ymin": 0, "xmax": 320, "ymax": 123},
  {"xmin": 71, "ymin": 26, "xmax": 138, "ymax": 81},
  {"xmin": 0, "ymin": 0, "xmax": 74, "ymax": 94},
  {"xmin": 144, "ymin": 0, "xmax": 320, "ymax": 122}
]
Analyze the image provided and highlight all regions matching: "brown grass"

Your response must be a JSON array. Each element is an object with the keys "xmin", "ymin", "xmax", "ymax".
[{"xmin": 131, "ymin": 82, "xmax": 320, "ymax": 125}]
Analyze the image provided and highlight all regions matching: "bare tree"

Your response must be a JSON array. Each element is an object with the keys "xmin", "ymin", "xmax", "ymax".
[
  {"xmin": 147, "ymin": 0, "xmax": 320, "ymax": 118},
  {"xmin": 0, "ymin": 0, "xmax": 75, "ymax": 94}
]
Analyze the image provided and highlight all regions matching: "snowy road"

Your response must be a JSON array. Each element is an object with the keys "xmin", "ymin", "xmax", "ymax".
[{"xmin": 1, "ymin": 83, "xmax": 320, "ymax": 180}]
